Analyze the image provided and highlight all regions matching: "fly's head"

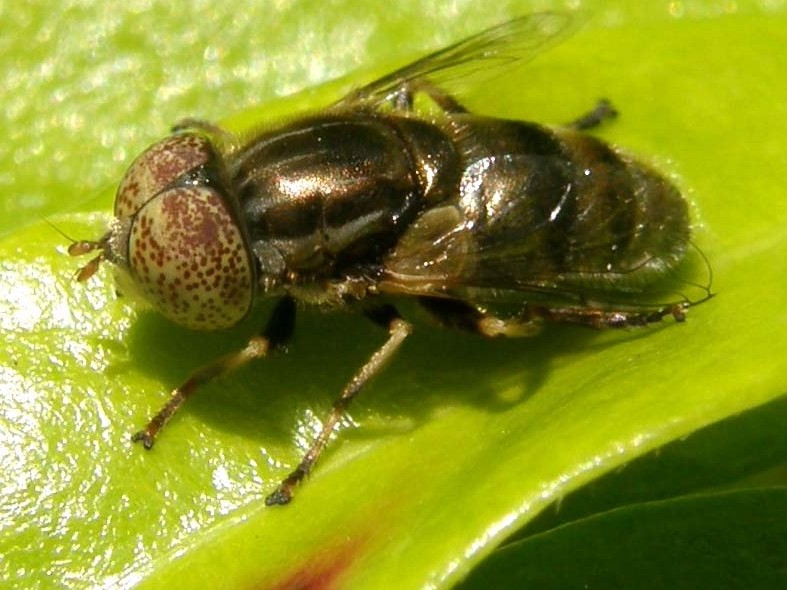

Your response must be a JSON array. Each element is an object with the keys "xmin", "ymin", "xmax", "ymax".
[{"xmin": 70, "ymin": 133, "xmax": 255, "ymax": 330}]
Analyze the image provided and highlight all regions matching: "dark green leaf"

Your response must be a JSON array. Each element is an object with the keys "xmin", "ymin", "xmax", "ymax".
[{"xmin": 458, "ymin": 488, "xmax": 787, "ymax": 590}]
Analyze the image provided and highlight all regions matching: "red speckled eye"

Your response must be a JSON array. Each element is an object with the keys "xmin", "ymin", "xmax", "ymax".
[
  {"xmin": 115, "ymin": 134, "xmax": 214, "ymax": 219},
  {"xmin": 128, "ymin": 186, "xmax": 254, "ymax": 330}
]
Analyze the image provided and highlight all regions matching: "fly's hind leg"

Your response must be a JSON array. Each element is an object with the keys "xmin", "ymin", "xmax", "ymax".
[
  {"xmin": 529, "ymin": 301, "xmax": 688, "ymax": 328},
  {"xmin": 419, "ymin": 296, "xmax": 687, "ymax": 338},
  {"xmin": 566, "ymin": 99, "xmax": 618, "ymax": 131},
  {"xmin": 131, "ymin": 296, "xmax": 296, "ymax": 449},
  {"xmin": 265, "ymin": 304, "xmax": 412, "ymax": 506}
]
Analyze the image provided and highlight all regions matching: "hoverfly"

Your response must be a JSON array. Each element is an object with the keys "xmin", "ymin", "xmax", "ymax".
[{"xmin": 69, "ymin": 13, "xmax": 709, "ymax": 505}]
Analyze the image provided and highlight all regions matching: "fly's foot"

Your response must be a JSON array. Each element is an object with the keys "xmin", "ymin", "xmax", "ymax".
[
  {"xmin": 264, "ymin": 487, "xmax": 294, "ymax": 506},
  {"xmin": 131, "ymin": 430, "xmax": 156, "ymax": 450},
  {"xmin": 671, "ymin": 303, "xmax": 688, "ymax": 322},
  {"xmin": 265, "ymin": 466, "xmax": 309, "ymax": 506}
]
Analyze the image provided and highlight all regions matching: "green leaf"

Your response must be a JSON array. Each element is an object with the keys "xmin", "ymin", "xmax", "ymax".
[
  {"xmin": 457, "ymin": 487, "xmax": 787, "ymax": 589},
  {"xmin": 521, "ymin": 395, "xmax": 787, "ymax": 539},
  {"xmin": 1, "ymin": 1, "xmax": 785, "ymax": 589}
]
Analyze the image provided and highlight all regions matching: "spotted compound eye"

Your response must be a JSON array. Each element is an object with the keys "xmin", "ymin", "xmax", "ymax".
[
  {"xmin": 127, "ymin": 186, "xmax": 254, "ymax": 330},
  {"xmin": 116, "ymin": 134, "xmax": 214, "ymax": 219}
]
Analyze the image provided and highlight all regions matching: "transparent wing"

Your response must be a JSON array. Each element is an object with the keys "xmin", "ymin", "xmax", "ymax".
[
  {"xmin": 336, "ymin": 12, "xmax": 574, "ymax": 110},
  {"xmin": 381, "ymin": 214, "xmax": 690, "ymax": 308},
  {"xmin": 379, "ymin": 157, "xmax": 694, "ymax": 308}
]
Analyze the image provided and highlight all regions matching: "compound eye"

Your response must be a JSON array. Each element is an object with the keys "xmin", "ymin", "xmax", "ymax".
[
  {"xmin": 115, "ymin": 134, "xmax": 214, "ymax": 219},
  {"xmin": 128, "ymin": 186, "xmax": 254, "ymax": 330}
]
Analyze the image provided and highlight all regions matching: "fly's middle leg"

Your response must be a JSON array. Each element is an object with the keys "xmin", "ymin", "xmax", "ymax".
[
  {"xmin": 390, "ymin": 80, "xmax": 469, "ymax": 114},
  {"xmin": 265, "ymin": 304, "xmax": 412, "ymax": 506},
  {"xmin": 419, "ymin": 297, "xmax": 541, "ymax": 338},
  {"xmin": 131, "ymin": 296, "xmax": 296, "ymax": 449},
  {"xmin": 566, "ymin": 99, "xmax": 618, "ymax": 131}
]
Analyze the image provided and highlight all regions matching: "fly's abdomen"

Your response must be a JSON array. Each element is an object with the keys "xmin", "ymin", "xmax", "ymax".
[
  {"xmin": 453, "ymin": 118, "xmax": 689, "ymax": 292},
  {"xmin": 553, "ymin": 129, "xmax": 689, "ymax": 286}
]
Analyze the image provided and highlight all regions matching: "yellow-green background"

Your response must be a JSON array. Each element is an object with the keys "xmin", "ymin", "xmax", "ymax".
[{"xmin": 1, "ymin": 1, "xmax": 785, "ymax": 588}]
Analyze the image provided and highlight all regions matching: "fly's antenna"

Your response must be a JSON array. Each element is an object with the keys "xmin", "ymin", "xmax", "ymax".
[
  {"xmin": 44, "ymin": 217, "xmax": 109, "ymax": 282},
  {"xmin": 43, "ymin": 217, "xmax": 80, "ymax": 245}
]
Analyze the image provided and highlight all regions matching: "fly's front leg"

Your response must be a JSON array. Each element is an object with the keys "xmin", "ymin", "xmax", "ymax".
[
  {"xmin": 170, "ymin": 118, "xmax": 225, "ymax": 134},
  {"xmin": 131, "ymin": 296, "xmax": 296, "ymax": 449},
  {"xmin": 265, "ymin": 305, "xmax": 412, "ymax": 506},
  {"xmin": 169, "ymin": 118, "xmax": 238, "ymax": 151}
]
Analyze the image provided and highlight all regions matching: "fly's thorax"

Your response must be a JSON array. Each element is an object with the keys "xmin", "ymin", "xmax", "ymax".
[
  {"xmin": 107, "ymin": 132, "xmax": 256, "ymax": 330},
  {"xmin": 233, "ymin": 114, "xmax": 436, "ymax": 281}
]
